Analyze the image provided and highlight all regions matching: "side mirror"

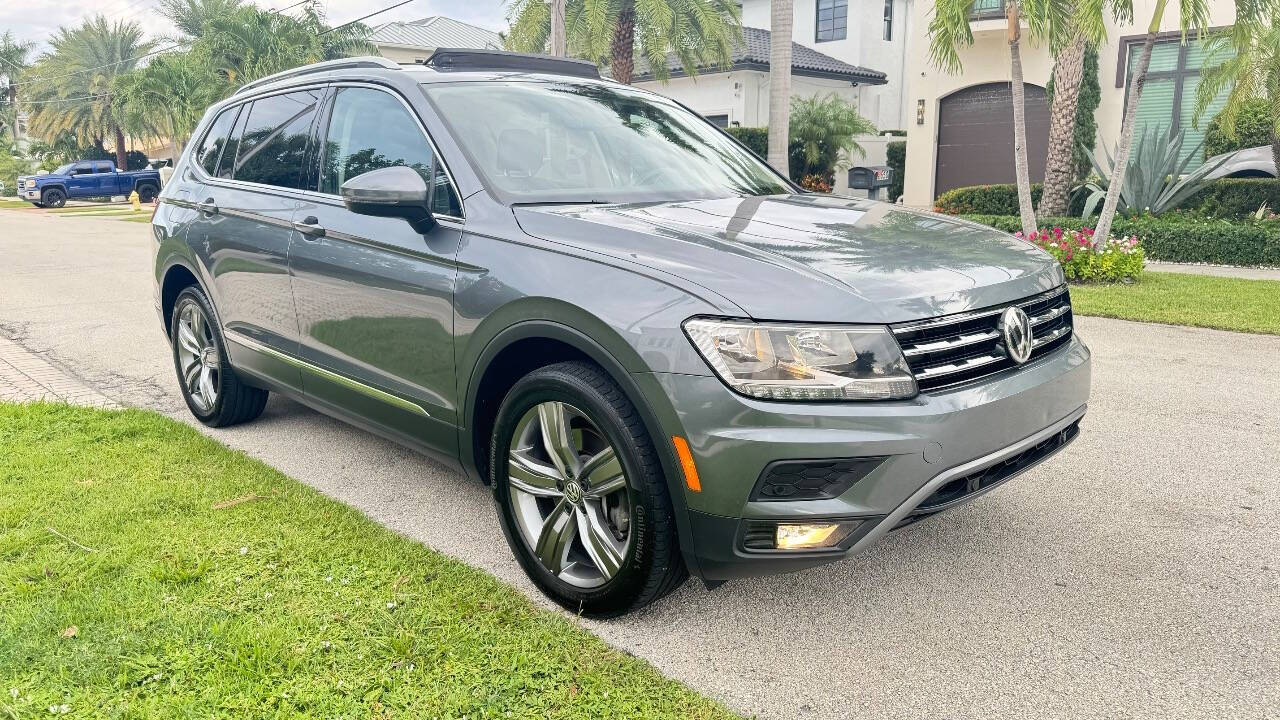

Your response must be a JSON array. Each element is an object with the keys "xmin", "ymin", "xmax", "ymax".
[{"xmin": 340, "ymin": 166, "xmax": 436, "ymax": 233}]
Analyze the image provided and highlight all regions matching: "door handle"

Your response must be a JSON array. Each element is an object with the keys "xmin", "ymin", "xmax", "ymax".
[
  {"xmin": 292, "ymin": 216, "xmax": 326, "ymax": 239},
  {"xmin": 197, "ymin": 199, "xmax": 218, "ymax": 215}
]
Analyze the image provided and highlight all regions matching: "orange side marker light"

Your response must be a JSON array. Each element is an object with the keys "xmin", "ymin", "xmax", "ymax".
[{"xmin": 672, "ymin": 436, "xmax": 701, "ymax": 492}]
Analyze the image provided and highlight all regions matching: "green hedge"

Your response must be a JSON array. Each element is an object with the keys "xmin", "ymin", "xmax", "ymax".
[
  {"xmin": 723, "ymin": 126, "xmax": 809, "ymax": 180},
  {"xmin": 1204, "ymin": 99, "xmax": 1274, "ymax": 159},
  {"xmin": 941, "ymin": 178, "xmax": 1280, "ymax": 219},
  {"xmin": 886, "ymin": 140, "xmax": 905, "ymax": 202},
  {"xmin": 961, "ymin": 214, "xmax": 1280, "ymax": 267}
]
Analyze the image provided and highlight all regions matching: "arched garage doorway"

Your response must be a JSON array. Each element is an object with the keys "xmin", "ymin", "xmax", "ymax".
[{"xmin": 935, "ymin": 83, "xmax": 1050, "ymax": 197}]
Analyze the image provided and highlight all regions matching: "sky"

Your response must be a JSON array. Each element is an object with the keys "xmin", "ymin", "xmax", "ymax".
[{"xmin": 0, "ymin": 0, "xmax": 511, "ymax": 55}]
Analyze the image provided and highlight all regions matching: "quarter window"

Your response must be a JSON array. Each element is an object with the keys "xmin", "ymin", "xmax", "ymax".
[
  {"xmin": 319, "ymin": 87, "xmax": 462, "ymax": 218},
  {"xmin": 196, "ymin": 106, "xmax": 240, "ymax": 176},
  {"xmin": 816, "ymin": 0, "xmax": 847, "ymax": 42},
  {"xmin": 230, "ymin": 89, "xmax": 322, "ymax": 190}
]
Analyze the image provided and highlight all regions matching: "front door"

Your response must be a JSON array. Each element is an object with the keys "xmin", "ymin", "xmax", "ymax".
[
  {"xmin": 65, "ymin": 163, "xmax": 97, "ymax": 196},
  {"xmin": 289, "ymin": 85, "xmax": 465, "ymax": 455}
]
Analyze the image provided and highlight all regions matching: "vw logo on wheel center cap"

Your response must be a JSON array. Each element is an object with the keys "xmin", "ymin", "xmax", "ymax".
[
  {"xmin": 563, "ymin": 480, "xmax": 584, "ymax": 504},
  {"xmin": 999, "ymin": 306, "xmax": 1034, "ymax": 364}
]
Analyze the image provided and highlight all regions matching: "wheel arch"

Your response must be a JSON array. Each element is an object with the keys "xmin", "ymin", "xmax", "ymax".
[{"xmin": 159, "ymin": 261, "xmax": 208, "ymax": 335}]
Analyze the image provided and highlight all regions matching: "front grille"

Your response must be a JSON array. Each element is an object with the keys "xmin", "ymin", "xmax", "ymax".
[
  {"xmin": 891, "ymin": 286, "xmax": 1073, "ymax": 392},
  {"xmin": 911, "ymin": 419, "xmax": 1080, "ymax": 516}
]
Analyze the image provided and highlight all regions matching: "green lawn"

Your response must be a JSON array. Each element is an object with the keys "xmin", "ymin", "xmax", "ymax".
[
  {"xmin": 0, "ymin": 403, "xmax": 736, "ymax": 719},
  {"xmin": 1072, "ymin": 271, "xmax": 1280, "ymax": 335}
]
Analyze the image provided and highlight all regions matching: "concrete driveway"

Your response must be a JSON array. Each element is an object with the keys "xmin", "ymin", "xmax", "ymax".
[{"xmin": 2, "ymin": 209, "xmax": 1277, "ymax": 719}]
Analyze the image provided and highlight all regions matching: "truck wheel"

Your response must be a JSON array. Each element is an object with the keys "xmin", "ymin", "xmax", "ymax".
[
  {"xmin": 30, "ymin": 202, "xmax": 44, "ymax": 208},
  {"xmin": 491, "ymin": 361, "xmax": 686, "ymax": 617},
  {"xmin": 41, "ymin": 188, "xmax": 66, "ymax": 208},
  {"xmin": 137, "ymin": 184, "xmax": 158, "ymax": 203}
]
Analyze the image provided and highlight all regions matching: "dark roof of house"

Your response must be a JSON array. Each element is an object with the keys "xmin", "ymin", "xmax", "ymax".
[{"xmin": 633, "ymin": 26, "xmax": 887, "ymax": 84}]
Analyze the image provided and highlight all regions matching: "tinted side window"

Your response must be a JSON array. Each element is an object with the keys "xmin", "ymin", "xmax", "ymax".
[
  {"xmin": 196, "ymin": 106, "xmax": 240, "ymax": 176},
  {"xmin": 217, "ymin": 107, "xmax": 248, "ymax": 179},
  {"xmin": 320, "ymin": 87, "xmax": 462, "ymax": 217},
  {"xmin": 94, "ymin": 162, "xmax": 111, "ymax": 173},
  {"xmin": 231, "ymin": 89, "xmax": 321, "ymax": 189}
]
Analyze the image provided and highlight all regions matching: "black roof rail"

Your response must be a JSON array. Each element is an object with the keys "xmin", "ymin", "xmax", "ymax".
[
  {"xmin": 235, "ymin": 56, "xmax": 401, "ymax": 95},
  {"xmin": 423, "ymin": 48, "xmax": 600, "ymax": 79}
]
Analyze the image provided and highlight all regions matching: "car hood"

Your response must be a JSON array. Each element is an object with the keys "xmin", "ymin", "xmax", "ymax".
[{"xmin": 513, "ymin": 194, "xmax": 1063, "ymax": 324}]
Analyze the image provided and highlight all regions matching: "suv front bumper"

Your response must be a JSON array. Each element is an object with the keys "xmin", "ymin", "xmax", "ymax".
[{"xmin": 643, "ymin": 334, "xmax": 1091, "ymax": 582}]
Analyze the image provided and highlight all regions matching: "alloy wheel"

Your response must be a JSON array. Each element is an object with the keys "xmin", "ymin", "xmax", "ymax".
[
  {"xmin": 175, "ymin": 303, "xmax": 220, "ymax": 413},
  {"xmin": 507, "ymin": 401, "xmax": 632, "ymax": 588}
]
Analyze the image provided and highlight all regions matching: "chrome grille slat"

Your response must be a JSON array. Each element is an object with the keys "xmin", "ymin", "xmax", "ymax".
[{"xmin": 891, "ymin": 285, "xmax": 1074, "ymax": 392}]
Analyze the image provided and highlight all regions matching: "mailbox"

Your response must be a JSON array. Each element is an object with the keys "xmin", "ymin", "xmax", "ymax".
[{"xmin": 848, "ymin": 165, "xmax": 893, "ymax": 200}]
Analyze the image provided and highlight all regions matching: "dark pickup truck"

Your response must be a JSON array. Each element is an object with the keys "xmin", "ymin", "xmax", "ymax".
[{"xmin": 17, "ymin": 160, "xmax": 162, "ymax": 208}]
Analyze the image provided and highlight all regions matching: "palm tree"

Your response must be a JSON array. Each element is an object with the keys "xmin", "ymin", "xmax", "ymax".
[
  {"xmin": 767, "ymin": 0, "xmax": 794, "ymax": 179},
  {"xmin": 929, "ymin": 0, "xmax": 1070, "ymax": 237},
  {"xmin": 24, "ymin": 17, "xmax": 155, "ymax": 169},
  {"xmin": 196, "ymin": 5, "xmax": 375, "ymax": 87},
  {"xmin": 0, "ymin": 32, "xmax": 36, "ymax": 142},
  {"xmin": 158, "ymin": 0, "xmax": 246, "ymax": 39},
  {"xmin": 505, "ymin": 0, "xmax": 740, "ymax": 85},
  {"xmin": 790, "ymin": 93, "xmax": 876, "ymax": 180},
  {"xmin": 1091, "ymin": 0, "xmax": 1258, "ymax": 242},
  {"xmin": 1194, "ymin": 20, "xmax": 1280, "ymax": 172},
  {"xmin": 113, "ymin": 52, "xmax": 222, "ymax": 163}
]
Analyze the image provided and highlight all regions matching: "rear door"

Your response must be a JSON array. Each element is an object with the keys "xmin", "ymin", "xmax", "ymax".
[
  {"xmin": 184, "ymin": 87, "xmax": 325, "ymax": 391},
  {"xmin": 95, "ymin": 162, "xmax": 124, "ymax": 195},
  {"xmin": 289, "ymin": 84, "xmax": 464, "ymax": 453}
]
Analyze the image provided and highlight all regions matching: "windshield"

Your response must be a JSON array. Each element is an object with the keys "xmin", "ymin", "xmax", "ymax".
[
  {"xmin": 53, "ymin": 164, "xmax": 75, "ymax": 176},
  {"xmin": 424, "ymin": 81, "xmax": 790, "ymax": 204}
]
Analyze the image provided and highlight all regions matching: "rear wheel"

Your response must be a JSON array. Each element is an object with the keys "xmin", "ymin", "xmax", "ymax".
[
  {"xmin": 41, "ymin": 188, "xmax": 66, "ymax": 208},
  {"xmin": 169, "ymin": 286, "xmax": 268, "ymax": 427},
  {"xmin": 491, "ymin": 361, "xmax": 686, "ymax": 617},
  {"xmin": 136, "ymin": 184, "xmax": 158, "ymax": 203}
]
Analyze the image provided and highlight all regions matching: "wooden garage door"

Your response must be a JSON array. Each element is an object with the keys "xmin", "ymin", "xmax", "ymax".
[{"xmin": 935, "ymin": 83, "xmax": 1050, "ymax": 197}]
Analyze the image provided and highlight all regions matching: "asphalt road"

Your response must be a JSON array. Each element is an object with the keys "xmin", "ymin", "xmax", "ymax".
[{"xmin": 2, "ymin": 209, "xmax": 1277, "ymax": 719}]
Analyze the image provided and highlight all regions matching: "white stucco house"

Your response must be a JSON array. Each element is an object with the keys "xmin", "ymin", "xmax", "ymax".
[
  {"xmin": 901, "ymin": 0, "xmax": 1238, "ymax": 207},
  {"xmin": 369, "ymin": 16, "xmax": 503, "ymax": 64}
]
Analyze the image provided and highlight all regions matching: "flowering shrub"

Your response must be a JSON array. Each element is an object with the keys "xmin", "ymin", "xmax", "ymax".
[
  {"xmin": 799, "ymin": 174, "xmax": 832, "ymax": 193},
  {"xmin": 1015, "ymin": 226, "xmax": 1145, "ymax": 282}
]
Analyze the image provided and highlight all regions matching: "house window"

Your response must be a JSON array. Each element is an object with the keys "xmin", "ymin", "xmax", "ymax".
[
  {"xmin": 883, "ymin": 0, "xmax": 893, "ymax": 41},
  {"xmin": 1121, "ymin": 36, "xmax": 1228, "ymax": 166},
  {"xmin": 704, "ymin": 114, "xmax": 729, "ymax": 128},
  {"xmin": 968, "ymin": 0, "xmax": 1005, "ymax": 20},
  {"xmin": 816, "ymin": 0, "xmax": 847, "ymax": 42}
]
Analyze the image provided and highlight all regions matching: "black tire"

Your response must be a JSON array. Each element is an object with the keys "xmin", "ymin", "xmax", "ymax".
[
  {"xmin": 169, "ymin": 285, "xmax": 268, "ymax": 427},
  {"xmin": 41, "ymin": 188, "xmax": 66, "ymax": 208},
  {"xmin": 136, "ymin": 184, "xmax": 158, "ymax": 203},
  {"xmin": 491, "ymin": 361, "xmax": 686, "ymax": 617},
  {"xmin": 30, "ymin": 202, "xmax": 44, "ymax": 208}
]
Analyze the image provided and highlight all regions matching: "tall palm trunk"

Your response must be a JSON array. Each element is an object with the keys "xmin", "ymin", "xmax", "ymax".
[
  {"xmin": 610, "ymin": 0, "xmax": 636, "ymax": 85},
  {"xmin": 1096, "ymin": 0, "xmax": 1167, "ymax": 242},
  {"xmin": 1039, "ymin": 34, "xmax": 1087, "ymax": 217},
  {"xmin": 1007, "ymin": 2, "xmax": 1036, "ymax": 237},
  {"xmin": 767, "ymin": 0, "xmax": 794, "ymax": 179},
  {"xmin": 114, "ymin": 125, "xmax": 128, "ymax": 169}
]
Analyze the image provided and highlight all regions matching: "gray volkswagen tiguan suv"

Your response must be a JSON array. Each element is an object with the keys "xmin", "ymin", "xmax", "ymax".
[{"xmin": 152, "ymin": 50, "xmax": 1090, "ymax": 616}]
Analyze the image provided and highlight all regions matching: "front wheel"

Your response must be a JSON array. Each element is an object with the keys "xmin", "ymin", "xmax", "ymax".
[
  {"xmin": 491, "ymin": 361, "xmax": 686, "ymax": 617},
  {"xmin": 41, "ymin": 188, "xmax": 66, "ymax": 208}
]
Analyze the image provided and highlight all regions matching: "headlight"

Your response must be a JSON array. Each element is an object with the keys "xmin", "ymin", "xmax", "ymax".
[
  {"xmin": 683, "ymin": 318, "xmax": 917, "ymax": 401},
  {"xmin": 25, "ymin": 179, "xmax": 36, "ymax": 188}
]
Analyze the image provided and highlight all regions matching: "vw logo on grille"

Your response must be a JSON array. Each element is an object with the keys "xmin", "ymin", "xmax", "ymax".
[{"xmin": 1000, "ymin": 306, "xmax": 1034, "ymax": 364}]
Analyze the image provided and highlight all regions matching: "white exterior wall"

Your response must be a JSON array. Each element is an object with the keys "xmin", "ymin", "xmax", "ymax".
[
  {"xmin": 739, "ymin": 0, "xmax": 912, "ymax": 131},
  {"xmin": 901, "ymin": 0, "xmax": 1239, "ymax": 207},
  {"xmin": 635, "ymin": 73, "xmax": 746, "ymax": 124}
]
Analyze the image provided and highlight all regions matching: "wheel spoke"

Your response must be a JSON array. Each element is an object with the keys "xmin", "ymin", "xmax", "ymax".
[
  {"xmin": 534, "ymin": 499, "xmax": 576, "ymax": 576},
  {"xmin": 198, "ymin": 366, "xmax": 216, "ymax": 404},
  {"xmin": 581, "ymin": 446, "xmax": 625, "ymax": 497},
  {"xmin": 177, "ymin": 322, "xmax": 201, "ymax": 355},
  {"xmin": 190, "ymin": 307, "xmax": 205, "ymax": 343},
  {"xmin": 182, "ymin": 358, "xmax": 201, "ymax": 392},
  {"xmin": 575, "ymin": 505, "xmax": 623, "ymax": 579},
  {"xmin": 508, "ymin": 449, "xmax": 563, "ymax": 497},
  {"xmin": 537, "ymin": 402, "xmax": 580, "ymax": 479}
]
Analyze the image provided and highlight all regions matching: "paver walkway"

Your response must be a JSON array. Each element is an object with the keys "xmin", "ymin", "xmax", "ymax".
[
  {"xmin": 1147, "ymin": 260, "xmax": 1280, "ymax": 281},
  {"xmin": 0, "ymin": 334, "xmax": 118, "ymax": 408}
]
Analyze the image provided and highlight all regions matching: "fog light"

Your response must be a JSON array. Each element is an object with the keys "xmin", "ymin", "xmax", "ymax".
[{"xmin": 775, "ymin": 522, "xmax": 857, "ymax": 549}]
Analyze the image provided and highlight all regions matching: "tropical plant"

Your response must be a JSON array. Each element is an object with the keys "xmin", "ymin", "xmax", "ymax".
[
  {"xmin": 505, "ymin": 0, "xmax": 740, "ymax": 85},
  {"xmin": 789, "ymin": 93, "xmax": 875, "ymax": 181},
  {"xmin": 1078, "ymin": 125, "xmax": 1229, "ymax": 217},
  {"xmin": 158, "ymin": 0, "xmax": 247, "ymax": 39},
  {"xmin": 767, "ymin": 0, "xmax": 794, "ymax": 179},
  {"xmin": 1204, "ymin": 98, "xmax": 1274, "ymax": 158},
  {"xmin": 23, "ymin": 16, "xmax": 155, "ymax": 169},
  {"xmin": 1016, "ymin": 226, "xmax": 1145, "ymax": 282},
  {"xmin": 1039, "ymin": 35, "xmax": 1089, "ymax": 217},
  {"xmin": 1194, "ymin": 22, "xmax": 1280, "ymax": 169},
  {"xmin": 196, "ymin": 5, "xmax": 375, "ymax": 87},
  {"xmin": 1, "ymin": 32, "xmax": 36, "ymax": 142},
  {"xmin": 112, "ymin": 51, "xmax": 223, "ymax": 163},
  {"xmin": 1090, "ymin": 0, "xmax": 1274, "ymax": 243},
  {"xmin": 1051, "ymin": 45, "xmax": 1101, "ymax": 183}
]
